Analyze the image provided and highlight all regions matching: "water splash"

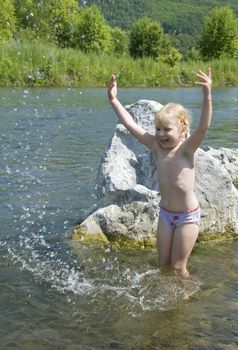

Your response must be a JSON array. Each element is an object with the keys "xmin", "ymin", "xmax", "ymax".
[{"xmin": 6, "ymin": 228, "xmax": 201, "ymax": 315}]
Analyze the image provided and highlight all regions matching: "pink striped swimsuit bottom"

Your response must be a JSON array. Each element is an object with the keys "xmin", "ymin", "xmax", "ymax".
[{"xmin": 159, "ymin": 206, "xmax": 201, "ymax": 228}]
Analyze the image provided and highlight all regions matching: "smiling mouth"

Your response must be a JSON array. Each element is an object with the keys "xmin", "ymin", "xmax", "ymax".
[{"xmin": 160, "ymin": 138, "xmax": 169, "ymax": 144}]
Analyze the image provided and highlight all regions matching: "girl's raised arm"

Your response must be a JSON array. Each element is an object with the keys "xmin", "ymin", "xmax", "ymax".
[
  {"xmin": 108, "ymin": 75, "xmax": 155, "ymax": 150},
  {"xmin": 183, "ymin": 68, "xmax": 212, "ymax": 154}
]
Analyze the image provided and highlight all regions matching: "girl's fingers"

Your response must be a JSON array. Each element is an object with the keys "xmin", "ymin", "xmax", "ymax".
[
  {"xmin": 108, "ymin": 76, "xmax": 116, "ymax": 89},
  {"xmin": 109, "ymin": 74, "xmax": 116, "ymax": 84},
  {"xmin": 195, "ymin": 82, "xmax": 206, "ymax": 86},
  {"xmin": 196, "ymin": 71, "xmax": 207, "ymax": 79},
  {"xmin": 196, "ymin": 73, "xmax": 211, "ymax": 83},
  {"xmin": 196, "ymin": 68, "xmax": 212, "ymax": 80},
  {"xmin": 208, "ymin": 67, "xmax": 212, "ymax": 78}
]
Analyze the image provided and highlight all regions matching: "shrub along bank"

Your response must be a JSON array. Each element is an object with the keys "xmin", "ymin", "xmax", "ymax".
[{"xmin": 0, "ymin": 40, "xmax": 238, "ymax": 88}]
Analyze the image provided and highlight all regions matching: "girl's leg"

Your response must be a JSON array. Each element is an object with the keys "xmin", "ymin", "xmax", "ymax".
[
  {"xmin": 171, "ymin": 224, "xmax": 199, "ymax": 278},
  {"xmin": 157, "ymin": 218, "xmax": 174, "ymax": 269}
]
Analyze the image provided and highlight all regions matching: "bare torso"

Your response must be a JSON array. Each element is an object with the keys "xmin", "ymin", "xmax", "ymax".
[{"xmin": 153, "ymin": 142, "xmax": 199, "ymax": 212}]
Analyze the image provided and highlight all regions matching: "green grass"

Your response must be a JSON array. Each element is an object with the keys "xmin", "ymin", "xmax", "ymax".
[{"xmin": 0, "ymin": 39, "xmax": 238, "ymax": 87}]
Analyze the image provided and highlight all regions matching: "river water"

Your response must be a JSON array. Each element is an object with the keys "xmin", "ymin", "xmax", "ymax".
[{"xmin": 0, "ymin": 87, "xmax": 237, "ymax": 349}]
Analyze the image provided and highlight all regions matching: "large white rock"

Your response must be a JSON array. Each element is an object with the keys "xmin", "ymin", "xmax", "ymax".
[
  {"xmin": 204, "ymin": 146, "xmax": 238, "ymax": 182},
  {"xmin": 75, "ymin": 100, "xmax": 238, "ymax": 243}
]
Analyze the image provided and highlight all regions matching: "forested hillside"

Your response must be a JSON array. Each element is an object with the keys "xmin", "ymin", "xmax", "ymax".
[
  {"xmin": 78, "ymin": 0, "xmax": 238, "ymax": 35},
  {"xmin": 1, "ymin": 0, "xmax": 238, "ymax": 87}
]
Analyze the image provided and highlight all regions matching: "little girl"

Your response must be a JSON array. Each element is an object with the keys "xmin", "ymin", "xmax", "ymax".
[{"xmin": 108, "ymin": 69, "xmax": 212, "ymax": 278}]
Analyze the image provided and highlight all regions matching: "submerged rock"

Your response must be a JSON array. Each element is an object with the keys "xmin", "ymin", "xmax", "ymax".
[{"xmin": 74, "ymin": 100, "xmax": 238, "ymax": 244}]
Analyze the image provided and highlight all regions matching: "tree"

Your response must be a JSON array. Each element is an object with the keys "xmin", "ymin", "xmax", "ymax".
[
  {"xmin": 199, "ymin": 6, "xmax": 238, "ymax": 60},
  {"xmin": 14, "ymin": 0, "xmax": 81, "ymax": 44},
  {"xmin": 76, "ymin": 5, "xmax": 111, "ymax": 53},
  {"xmin": 110, "ymin": 27, "xmax": 129, "ymax": 55},
  {"xmin": 129, "ymin": 17, "xmax": 181, "ymax": 65},
  {"xmin": 13, "ymin": 0, "xmax": 36, "ymax": 29},
  {"xmin": 0, "ymin": 0, "xmax": 16, "ymax": 42},
  {"xmin": 31, "ymin": 0, "xmax": 80, "ymax": 42},
  {"xmin": 47, "ymin": 0, "xmax": 81, "ymax": 47},
  {"xmin": 129, "ymin": 17, "xmax": 165, "ymax": 59}
]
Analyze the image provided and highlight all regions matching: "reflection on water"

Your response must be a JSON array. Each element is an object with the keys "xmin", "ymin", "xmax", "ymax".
[{"xmin": 0, "ymin": 87, "xmax": 237, "ymax": 349}]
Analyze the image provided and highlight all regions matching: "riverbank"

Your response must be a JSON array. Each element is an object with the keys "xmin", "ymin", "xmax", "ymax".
[{"xmin": 1, "ymin": 39, "xmax": 238, "ymax": 88}]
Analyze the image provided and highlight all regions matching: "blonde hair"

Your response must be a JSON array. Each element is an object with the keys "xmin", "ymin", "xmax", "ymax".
[{"xmin": 154, "ymin": 103, "xmax": 191, "ymax": 139}]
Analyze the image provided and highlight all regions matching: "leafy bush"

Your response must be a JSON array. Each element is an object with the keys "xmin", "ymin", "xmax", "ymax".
[
  {"xmin": 129, "ymin": 17, "xmax": 181, "ymax": 66},
  {"xmin": 75, "ymin": 5, "xmax": 111, "ymax": 53},
  {"xmin": 0, "ymin": 0, "xmax": 16, "ymax": 43},
  {"xmin": 200, "ymin": 6, "xmax": 238, "ymax": 60},
  {"xmin": 129, "ymin": 17, "xmax": 165, "ymax": 59},
  {"xmin": 47, "ymin": 0, "xmax": 81, "ymax": 47},
  {"xmin": 109, "ymin": 27, "xmax": 129, "ymax": 55}
]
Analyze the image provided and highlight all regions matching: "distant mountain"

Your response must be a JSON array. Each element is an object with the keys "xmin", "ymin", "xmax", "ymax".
[{"xmin": 78, "ymin": 0, "xmax": 238, "ymax": 35}]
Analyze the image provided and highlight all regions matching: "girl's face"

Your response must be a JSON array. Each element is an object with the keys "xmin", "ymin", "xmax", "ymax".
[{"xmin": 155, "ymin": 118, "xmax": 182, "ymax": 149}]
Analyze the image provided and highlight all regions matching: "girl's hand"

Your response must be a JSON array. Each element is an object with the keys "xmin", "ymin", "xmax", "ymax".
[
  {"xmin": 196, "ymin": 68, "xmax": 212, "ymax": 96},
  {"xmin": 108, "ymin": 74, "xmax": 117, "ymax": 102}
]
